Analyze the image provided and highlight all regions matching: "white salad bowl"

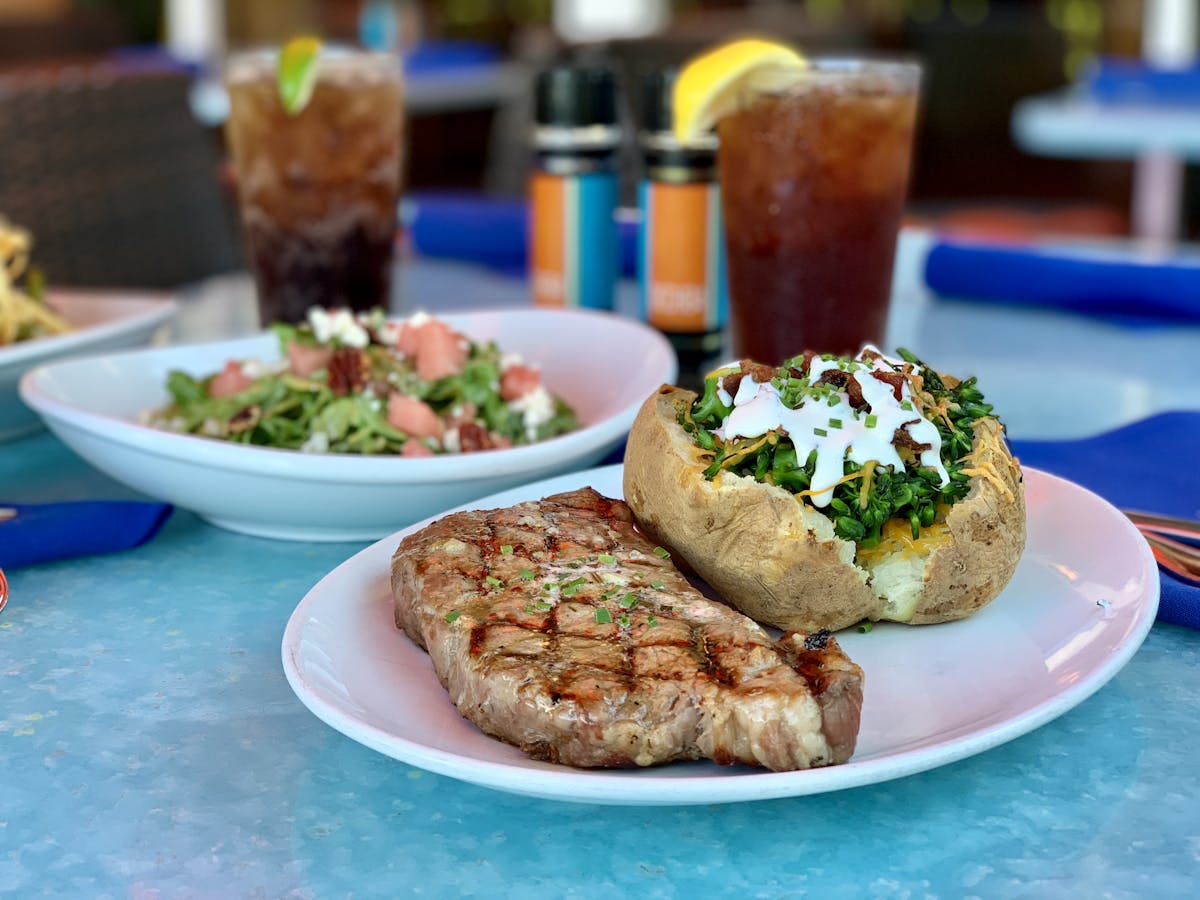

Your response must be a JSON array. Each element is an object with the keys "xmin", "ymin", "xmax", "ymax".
[
  {"xmin": 0, "ymin": 290, "xmax": 177, "ymax": 441},
  {"xmin": 19, "ymin": 307, "xmax": 677, "ymax": 541}
]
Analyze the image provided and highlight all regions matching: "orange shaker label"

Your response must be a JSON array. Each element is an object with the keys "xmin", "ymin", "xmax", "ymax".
[
  {"xmin": 530, "ymin": 173, "xmax": 565, "ymax": 306},
  {"xmin": 639, "ymin": 180, "xmax": 727, "ymax": 332}
]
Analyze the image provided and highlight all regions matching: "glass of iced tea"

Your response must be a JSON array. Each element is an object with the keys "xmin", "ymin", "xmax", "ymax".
[
  {"xmin": 717, "ymin": 59, "xmax": 921, "ymax": 362},
  {"xmin": 224, "ymin": 47, "xmax": 404, "ymax": 325}
]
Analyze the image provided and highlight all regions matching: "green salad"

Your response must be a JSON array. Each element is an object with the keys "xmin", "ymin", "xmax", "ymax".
[
  {"xmin": 683, "ymin": 347, "xmax": 999, "ymax": 546},
  {"xmin": 144, "ymin": 308, "xmax": 578, "ymax": 455}
]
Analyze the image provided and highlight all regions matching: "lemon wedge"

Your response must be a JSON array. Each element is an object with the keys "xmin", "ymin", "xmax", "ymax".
[
  {"xmin": 673, "ymin": 38, "xmax": 808, "ymax": 144},
  {"xmin": 277, "ymin": 35, "xmax": 323, "ymax": 116}
]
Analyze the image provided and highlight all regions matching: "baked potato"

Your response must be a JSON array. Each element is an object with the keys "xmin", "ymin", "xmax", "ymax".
[{"xmin": 622, "ymin": 348, "xmax": 1025, "ymax": 632}]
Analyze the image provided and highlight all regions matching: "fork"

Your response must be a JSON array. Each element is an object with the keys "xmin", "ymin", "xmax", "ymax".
[{"xmin": 1122, "ymin": 509, "xmax": 1200, "ymax": 587}]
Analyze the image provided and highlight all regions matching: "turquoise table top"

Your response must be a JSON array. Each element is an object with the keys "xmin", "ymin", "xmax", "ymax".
[{"xmin": 3, "ymin": 252, "xmax": 1200, "ymax": 897}]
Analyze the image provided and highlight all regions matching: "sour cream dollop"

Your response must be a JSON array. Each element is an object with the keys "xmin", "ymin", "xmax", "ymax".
[{"xmin": 715, "ymin": 349, "xmax": 949, "ymax": 507}]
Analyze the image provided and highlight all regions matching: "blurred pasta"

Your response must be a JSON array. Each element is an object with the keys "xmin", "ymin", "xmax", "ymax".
[{"xmin": 0, "ymin": 217, "xmax": 70, "ymax": 345}]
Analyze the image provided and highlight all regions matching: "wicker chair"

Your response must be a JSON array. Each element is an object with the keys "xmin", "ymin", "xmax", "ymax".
[{"xmin": 0, "ymin": 57, "xmax": 242, "ymax": 288}]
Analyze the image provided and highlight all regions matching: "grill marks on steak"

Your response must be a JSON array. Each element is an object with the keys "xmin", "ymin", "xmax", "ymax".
[{"xmin": 391, "ymin": 487, "xmax": 864, "ymax": 771}]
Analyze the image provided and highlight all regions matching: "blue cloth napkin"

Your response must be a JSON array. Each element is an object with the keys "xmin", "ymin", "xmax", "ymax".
[
  {"xmin": 0, "ymin": 501, "xmax": 173, "ymax": 570},
  {"xmin": 924, "ymin": 238, "xmax": 1200, "ymax": 327},
  {"xmin": 1010, "ymin": 412, "xmax": 1200, "ymax": 629},
  {"xmin": 405, "ymin": 192, "xmax": 640, "ymax": 278},
  {"xmin": 1083, "ymin": 57, "xmax": 1200, "ymax": 106}
]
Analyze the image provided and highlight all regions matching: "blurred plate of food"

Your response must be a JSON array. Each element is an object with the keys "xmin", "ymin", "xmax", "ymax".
[
  {"xmin": 0, "ymin": 216, "xmax": 177, "ymax": 441},
  {"xmin": 18, "ymin": 307, "xmax": 676, "ymax": 540},
  {"xmin": 1, "ymin": 290, "xmax": 177, "ymax": 442}
]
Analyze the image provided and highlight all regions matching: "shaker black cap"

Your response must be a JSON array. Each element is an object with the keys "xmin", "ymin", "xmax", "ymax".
[
  {"xmin": 640, "ymin": 67, "xmax": 678, "ymax": 134},
  {"xmin": 535, "ymin": 64, "xmax": 617, "ymax": 128}
]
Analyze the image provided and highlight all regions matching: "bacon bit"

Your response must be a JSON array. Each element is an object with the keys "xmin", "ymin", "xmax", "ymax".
[
  {"xmin": 327, "ymin": 347, "xmax": 369, "ymax": 396},
  {"xmin": 209, "ymin": 361, "xmax": 253, "ymax": 398},
  {"xmin": 870, "ymin": 369, "xmax": 906, "ymax": 402},
  {"xmin": 286, "ymin": 341, "xmax": 333, "ymax": 378},
  {"xmin": 387, "ymin": 393, "xmax": 442, "ymax": 439},
  {"xmin": 721, "ymin": 371, "xmax": 743, "ymax": 397},
  {"xmin": 740, "ymin": 359, "xmax": 776, "ymax": 384},
  {"xmin": 401, "ymin": 439, "xmax": 435, "ymax": 458},
  {"xmin": 500, "ymin": 364, "xmax": 541, "ymax": 401},
  {"xmin": 893, "ymin": 424, "xmax": 932, "ymax": 453}
]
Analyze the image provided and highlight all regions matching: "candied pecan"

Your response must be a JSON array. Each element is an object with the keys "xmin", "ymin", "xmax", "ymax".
[
  {"xmin": 458, "ymin": 422, "xmax": 502, "ymax": 452},
  {"xmin": 229, "ymin": 405, "xmax": 260, "ymax": 434},
  {"xmin": 328, "ymin": 347, "xmax": 369, "ymax": 396}
]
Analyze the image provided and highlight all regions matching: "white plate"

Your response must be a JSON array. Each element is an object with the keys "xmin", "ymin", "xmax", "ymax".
[
  {"xmin": 282, "ymin": 463, "xmax": 1159, "ymax": 805},
  {"xmin": 0, "ymin": 290, "xmax": 176, "ymax": 441},
  {"xmin": 19, "ymin": 309, "xmax": 676, "ymax": 541}
]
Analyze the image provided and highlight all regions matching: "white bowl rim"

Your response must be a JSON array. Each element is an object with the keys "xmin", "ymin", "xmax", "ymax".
[{"xmin": 18, "ymin": 306, "xmax": 677, "ymax": 485}]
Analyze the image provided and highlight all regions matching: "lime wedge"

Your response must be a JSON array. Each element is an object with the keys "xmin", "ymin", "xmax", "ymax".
[{"xmin": 277, "ymin": 36, "xmax": 323, "ymax": 116}]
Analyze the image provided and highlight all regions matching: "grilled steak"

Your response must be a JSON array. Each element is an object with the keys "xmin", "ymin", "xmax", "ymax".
[{"xmin": 390, "ymin": 487, "xmax": 864, "ymax": 771}]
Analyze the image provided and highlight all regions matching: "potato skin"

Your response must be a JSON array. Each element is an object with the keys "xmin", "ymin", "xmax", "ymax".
[{"xmin": 622, "ymin": 385, "xmax": 1026, "ymax": 631}]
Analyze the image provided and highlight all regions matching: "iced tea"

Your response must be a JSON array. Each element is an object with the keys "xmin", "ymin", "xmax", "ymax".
[
  {"xmin": 718, "ymin": 60, "xmax": 920, "ymax": 362},
  {"xmin": 225, "ymin": 50, "xmax": 404, "ymax": 324}
]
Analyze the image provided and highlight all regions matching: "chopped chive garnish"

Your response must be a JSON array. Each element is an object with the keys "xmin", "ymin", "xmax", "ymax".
[
  {"xmin": 485, "ymin": 576, "xmax": 503, "ymax": 588},
  {"xmin": 559, "ymin": 576, "xmax": 586, "ymax": 597},
  {"xmin": 444, "ymin": 610, "xmax": 461, "ymax": 623},
  {"xmin": 653, "ymin": 546, "xmax": 670, "ymax": 559},
  {"xmin": 647, "ymin": 615, "xmax": 659, "ymax": 627},
  {"xmin": 518, "ymin": 569, "xmax": 535, "ymax": 581},
  {"xmin": 619, "ymin": 593, "xmax": 638, "ymax": 609},
  {"xmin": 602, "ymin": 586, "xmax": 620, "ymax": 599},
  {"xmin": 594, "ymin": 608, "xmax": 612, "ymax": 624},
  {"xmin": 536, "ymin": 600, "xmax": 552, "ymax": 611},
  {"xmin": 857, "ymin": 621, "xmax": 874, "ymax": 633},
  {"xmin": 597, "ymin": 553, "xmax": 615, "ymax": 564},
  {"xmin": 500, "ymin": 544, "xmax": 513, "ymax": 555},
  {"xmin": 865, "ymin": 413, "xmax": 878, "ymax": 428},
  {"xmin": 814, "ymin": 427, "xmax": 828, "ymax": 437},
  {"xmin": 901, "ymin": 400, "xmax": 913, "ymax": 411},
  {"xmin": 650, "ymin": 580, "xmax": 664, "ymax": 590},
  {"xmin": 829, "ymin": 418, "xmax": 843, "ymax": 428},
  {"xmin": 617, "ymin": 612, "xmax": 631, "ymax": 627}
]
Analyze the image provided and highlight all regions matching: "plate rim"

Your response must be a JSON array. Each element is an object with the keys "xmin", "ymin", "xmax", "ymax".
[
  {"xmin": 280, "ymin": 462, "xmax": 1160, "ymax": 805},
  {"xmin": 0, "ymin": 289, "xmax": 177, "ymax": 370}
]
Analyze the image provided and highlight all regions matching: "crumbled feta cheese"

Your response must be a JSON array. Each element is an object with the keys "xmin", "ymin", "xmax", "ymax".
[
  {"xmin": 308, "ymin": 307, "xmax": 368, "ymax": 348},
  {"xmin": 300, "ymin": 431, "xmax": 330, "ymax": 454},
  {"xmin": 200, "ymin": 418, "xmax": 222, "ymax": 437},
  {"xmin": 509, "ymin": 385, "xmax": 555, "ymax": 439},
  {"xmin": 499, "ymin": 352, "xmax": 525, "ymax": 371},
  {"xmin": 241, "ymin": 357, "xmax": 287, "ymax": 379},
  {"xmin": 376, "ymin": 320, "xmax": 404, "ymax": 346},
  {"xmin": 442, "ymin": 427, "xmax": 461, "ymax": 454},
  {"xmin": 406, "ymin": 310, "xmax": 432, "ymax": 328}
]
